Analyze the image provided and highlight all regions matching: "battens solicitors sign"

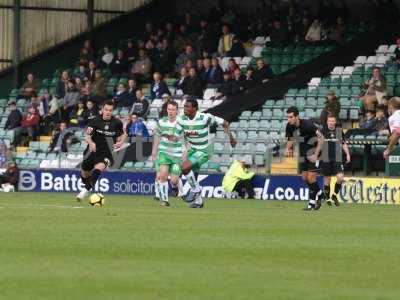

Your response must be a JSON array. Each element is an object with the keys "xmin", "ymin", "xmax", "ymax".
[{"xmin": 17, "ymin": 169, "xmax": 400, "ymax": 204}]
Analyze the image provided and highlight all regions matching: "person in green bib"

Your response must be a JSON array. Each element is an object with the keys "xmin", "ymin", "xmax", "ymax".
[
  {"xmin": 222, "ymin": 160, "xmax": 255, "ymax": 199},
  {"xmin": 176, "ymin": 97, "xmax": 236, "ymax": 208}
]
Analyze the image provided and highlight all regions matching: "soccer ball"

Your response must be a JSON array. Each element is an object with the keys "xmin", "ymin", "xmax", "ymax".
[{"xmin": 89, "ymin": 193, "xmax": 105, "ymax": 206}]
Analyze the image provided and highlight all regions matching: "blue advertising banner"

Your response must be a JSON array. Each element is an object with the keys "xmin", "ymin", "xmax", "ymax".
[{"xmin": 18, "ymin": 169, "xmax": 323, "ymax": 201}]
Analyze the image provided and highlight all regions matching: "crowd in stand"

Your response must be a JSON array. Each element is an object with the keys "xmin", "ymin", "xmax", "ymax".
[{"xmin": 3, "ymin": 0, "xmax": 400, "ymax": 152}]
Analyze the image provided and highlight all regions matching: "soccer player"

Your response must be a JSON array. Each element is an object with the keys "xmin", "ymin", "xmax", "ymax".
[
  {"xmin": 76, "ymin": 100, "xmax": 125, "ymax": 200},
  {"xmin": 320, "ymin": 114, "xmax": 351, "ymax": 206},
  {"xmin": 177, "ymin": 98, "xmax": 236, "ymax": 208},
  {"xmin": 383, "ymin": 97, "xmax": 400, "ymax": 160},
  {"xmin": 151, "ymin": 101, "xmax": 183, "ymax": 207},
  {"xmin": 285, "ymin": 106, "xmax": 324, "ymax": 210}
]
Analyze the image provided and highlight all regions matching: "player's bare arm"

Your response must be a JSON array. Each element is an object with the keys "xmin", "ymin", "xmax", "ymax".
[{"xmin": 384, "ymin": 132, "xmax": 400, "ymax": 159}]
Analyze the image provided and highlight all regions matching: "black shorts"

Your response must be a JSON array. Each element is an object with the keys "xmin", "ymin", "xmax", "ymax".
[
  {"xmin": 321, "ymin": 162, "xmax": 344, "ymax": 176},
  {"xmin": 81, "ymin": 152, "xmax": 112, "ymax": 171},
  {"xmin": 299, "ymin": 156, "xmax": 320, "ymax": 172}
]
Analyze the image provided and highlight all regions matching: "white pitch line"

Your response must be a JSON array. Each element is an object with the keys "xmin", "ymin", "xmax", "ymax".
[{"xmin": 0, "ymin": 203, "xmax": 84, "ymax": 209}]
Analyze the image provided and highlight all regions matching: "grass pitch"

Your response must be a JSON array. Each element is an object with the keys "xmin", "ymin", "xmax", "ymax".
[{"xmin": 1, "ymin": 192, "xmax": 400, "ymax": 300}]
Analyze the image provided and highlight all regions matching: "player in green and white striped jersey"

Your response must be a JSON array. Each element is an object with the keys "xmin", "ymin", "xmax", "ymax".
[
  {"xmin": 177, "ymin": 98, "xmax": 236, "ymax": 208},
  {"xmin": 151, "ymin": 101, "xmax": 184, "ymax": 207}
]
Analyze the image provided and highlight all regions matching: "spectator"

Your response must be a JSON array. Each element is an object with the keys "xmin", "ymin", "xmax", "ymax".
[
  {"xmin": 184, "ymin": 67, "xmax": 203, "ymax": 98},
  {"xmin": 126, "ymin": 40, "xmax": 137, "ymax": 63},
  {"xmin": 329, "ymin": 17, "xmax": 346, "ymax": 43},
  {"xmin": 209, "ymin": 57, "xmax": 223, "ymax": 85},
  {"xmin": 201, "ymin": 58, "xmax": 213, "ymax": 85},
  {"xmin": 61, "ymin": 80, "xmax": 80, "ymax": 122},
  {"xmin": 150, "ymin": 72, "xmax": 170, "ymax": 100},
  {"xmin": 305, "ymin": 19, "xmax": 322, "ymax": 42},
  {"xmin": 253, "ymin": 59, "xmax": 274, "ymax": 84},
  {"xmin": 110, "ymin": 49, "xmax": 129, "ymax": 76},
  {"xmin": 222, "ymin": 159, "xmax": 255, "ymax": 199},
  {"xmin": 90, "ymin": 70, "xmax": 108, "ymax": 105},
  {"xmin": 175, "ymin": 67, "xmax": 189, "ymax": 95},
  {"xmin": 227, "ymin": 58, "xmax": 240, "ymax": 76},
  {"xmin": 80, "ymin": 81, "xmax": 91, "ymax": 103},
  {"xmin": 196, "ymin": 58, "xmax": 204, "ymax": 75},
  {"xmin": 198, "ymin": 19, "xmax": 218, "ymax": 56},
  {"xmin": 157, "ymin": 38, "xmax": 176, "ymax": 75},
  {"xmin": 216, "ymin": 71, "xmax": 234, "ymax": 99},
  {"xmin": 79, "ymin": 39, "xmax": 94, "ymax": 66},
  {"xmin": 142, "ymin": 21, "xmax": 155, "ymax": 42},
  {"xmin": 101, "ymin": 46, "xmax": 114, "ymax": 67},
  {"xmin": 174, "ymin": 25, "xmax": 191, "ymax": 54},
  {"xmin": 183, "ymin": 12, "xmax": 198, "ymax": 34},
  {"xmin": 320, "ymin": 90, "xmax": 341, "ymax": 125},
  {"xmin": 131, "ymin": 89, "xmax": 150, "ymax": 119},
  {"xmin": 176, "ymin": 45, "xmax": 198, "ymax": 73},
  {"xmin": 113, "ymin": 83, "xmax": 132, "ymax": 107},
  {"xmin": 127, "ymin": 79, "xmax": 139, "ymax": 102},
  {"xmin": 126, "ymin": 112, "xmax": 150, "ymax": 138},
  {"xmin": 5, "ymin": 100, "xmax": 22, "ymax": 131},
  {"xmin": 269, "ymin": 20, "xmax": 288, "ymax": 43},
  {"xmin": 165, "ymin": 22, "xmax": 175, "ymax": 42},
  {"xmin": 68, "ymin": 102, "xmax": 85, "ymax": 128},
  {"xmin": 38, "ymin": 90, "xmax": 59, "ymax": 134},
  {"xmin": 345, "ymin": 110, "xmax": 379, "ymax": 138},
  {"xmin": 48, "ymin": 122, "xmax": 78, "ymax": 153},
  {"xmin": 15, "ymin": 106, "xmax": 40, "ymax": 145},
  {"xmin": 361, "ymin": 67, "xmax": 387, "ymax": 111},
  {"xmin": 87, "ymin": 61, "xmax": 97, "ymax": 82},
  {"xmin": 19, "ymin": 73, "xmax": 39, "ymax": 99},
  {"xmin": 56, "ymin": 70, "xmax": 70, "ymax": 99},
  {"xmin": 132, "ymin": 49, "xmax": 152, "ymax": 82},
  {"xmin": 296, "ymin": 17, "xmax": 311, "ymax": 42},
  {"xmin": 82, "ymin": 100, "xmax": 98, "ymax": 123},
  {"xmin": 394, "ymin": 38, "xmax": 400, "ymax": 64},
  {"xmin": 228, "ymin": 36, "xmax": 246, "ymax": 57},
  {"xmin": 218, "ymin": 24, "xmax": 235, "ymax": 56},
  {"xmin": 145, "ymin": 39, "xmax": 160, "ymax": 70},
  {"xmin": 0, "ymin": 161, "xmax": 19, "ymax": 191},
  {"xmin": 244, "ymin": 67, "xmax": 256, "ymax": 90},
  {"xmin": 76, "ymin": 65, "xmax": 89, "ymax": 82},
  {"xmin": 232, "ymin": 69, "xmax": 246, "ymax": 95},
  {"xmin": 374, "ymin": 104, "xmax": 390, "ymax": 135},
  {"xmin": 159, "ymin": 93, "xmax": 173, "ymax": 118}
]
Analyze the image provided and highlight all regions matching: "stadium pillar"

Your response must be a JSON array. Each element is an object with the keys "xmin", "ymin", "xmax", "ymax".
[
  {"xmin": 12, "ymin": 0, "xmax": 21, "ymax": 88},
  {"xmin": 87, "ymin": 0, "xmax": 94, "ymax": 31}
]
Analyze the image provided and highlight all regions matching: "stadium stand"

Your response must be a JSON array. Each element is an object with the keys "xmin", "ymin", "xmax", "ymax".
[{"xmin": 0, "ymin": 1, "xmax": 398, "ymax": 175}]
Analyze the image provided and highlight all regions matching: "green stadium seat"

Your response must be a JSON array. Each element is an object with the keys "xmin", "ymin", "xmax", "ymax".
[
  {"xmin": 263, "ymin": 99, "xmax": 275, "ymax": 107},
  {"xmin": 248, "ymin": 120, "xmax": 259, "ymax": 130},
  {"xmin": 239, "ymin": 120, "xmax": 249, "ymax": 129},
  {"xmin": 247, "ymin": 131, "xmax": 258, "ymax": 142},
  {"xmin": 250, "ymin": 111, "xmax": 262, "ymax": 120}
]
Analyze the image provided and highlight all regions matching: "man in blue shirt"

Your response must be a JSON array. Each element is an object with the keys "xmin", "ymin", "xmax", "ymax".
[{"xmin": 126, "ymin": 112, "xmax": 150, "ymax": 139}]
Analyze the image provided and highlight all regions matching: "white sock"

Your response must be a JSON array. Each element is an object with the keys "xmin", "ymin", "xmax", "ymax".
[
  {"xmin": 155, "ymin": 180, "xmax": 160, "ymax": 198},
  {"xmin": 186, "ymin": 171, "xmax": 201, "ymax": 193},
  {"xmin": 177, "ymin": 178, "xmax": 184, "ymax": 195},
  {"xmin": 159, "ymin": 181, "xmax": 169, "ymax": 202}
]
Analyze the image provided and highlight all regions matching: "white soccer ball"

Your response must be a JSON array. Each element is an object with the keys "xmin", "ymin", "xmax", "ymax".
[{"xmin": 89, "ymin": 193, "xmax": 105, "ymax": 206}]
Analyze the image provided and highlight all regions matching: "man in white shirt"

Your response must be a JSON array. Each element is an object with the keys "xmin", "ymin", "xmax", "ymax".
[{"xmin": 383, "ymin": 98, "xmax": 400, "ymax": 159}]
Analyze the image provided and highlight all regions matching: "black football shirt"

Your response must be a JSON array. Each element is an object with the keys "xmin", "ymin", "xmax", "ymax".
[
  {"xmin": 321, "ymin": 126, "xmax": 346, "ymax": 162},
  {"xmin": 86, "ymin": 115, "xmax": 124, "ymax": 157},
  {"xmin": 286, "ymin": 119, "xmax": 319, "ymax": 157}
]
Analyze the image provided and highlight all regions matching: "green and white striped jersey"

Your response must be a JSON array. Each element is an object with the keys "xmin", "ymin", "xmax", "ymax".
[
  {"xmin": 155, "ymin": 117, "xmax": 183, "ymax": 158},
  {"xmin": 177, "ymin": 112, "xmax": 224, "ymax": 151}
]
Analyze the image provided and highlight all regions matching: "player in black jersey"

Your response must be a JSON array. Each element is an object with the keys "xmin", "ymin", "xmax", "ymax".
[
  {"xmin": 76, "ymin": 100, "xmax": 126, "ymax": 201},
  {"xmin": 285, "ymin": 106, "xmax": 324, "ymax": 210},
  {"xmin": 320, "ymin": 114, "xmax": 351, "ymax": 206}
]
